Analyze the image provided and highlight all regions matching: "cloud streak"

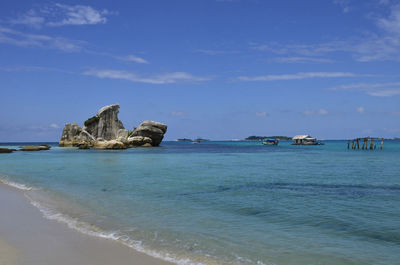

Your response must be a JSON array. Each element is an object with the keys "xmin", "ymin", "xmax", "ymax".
[
  {"xmin": 238, "ymin": 72, "xmax": 359, "ymax": 81},
  {"xmin": 0, "ymin": 27, "xmax": 148, "ymax": 64},
  {"xmin": 251, "ymin": 3, "xmax": 400, "ymax": 62},
  {"xmin": 116, "ymin": 55, "xmax": 149, "ymax": 64},
  {"xmin": 194, "ymin": 49, "xmax": 240, "ymax": 55},
  {"xmin": 356, "ymin": 106, "xmax": 365, "ymax": 114},
  {"xmin": 0, "ymin": 26, "xmax": 84, "ymax": 52},
  {"xmin": 84, "ymin": 69, "xmax": 212, "ymax": 84},
  {"xmin": 329, "ymin": 82, "xmax": 400, "ymax": 97},
  {"xmin": 302, "ymin": 109, "xmax": 329, "ymax": 116},
  {"xmin": 272, "ymin": 56, "xmax": 334, "ymax": 64},
  {"xmin": 8, "ymin": 3, "xmax": 112, "ymax": 28},
  {"xmin": 255, "ymin": 111, "xmax": 269, "ymax": 117}
]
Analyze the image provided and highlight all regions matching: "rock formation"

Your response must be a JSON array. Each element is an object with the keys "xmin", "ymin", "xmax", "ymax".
[
  {"xmin": 20, "ymin": 145, "xmax": 51, "ymax": 151},
  {"xmin": 59, "ymin": 123, "xmax": 96, "ymax": 147},
  {"xmin": 83, "ymin": 105, "xmax": 125, "ymax": 140},
  {"xmin": 130, "ymin": 121, "xmax": 168, "ymax": 146},
  {"xmin": 59, "ymin": 105, "xmax": 167, "ymax": 149},
  {"xmin": 0, "ymin": 148, "xmax": 16, "ymax": 153}
]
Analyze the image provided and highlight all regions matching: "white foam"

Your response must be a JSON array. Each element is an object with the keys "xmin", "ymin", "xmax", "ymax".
[
  {"xmin": 0, "ymin": 178, "xmax": 33, "ymax": 191},
  {"xmin": 27, "ymin": 198, "xmax": 208, "ymax": 265}
]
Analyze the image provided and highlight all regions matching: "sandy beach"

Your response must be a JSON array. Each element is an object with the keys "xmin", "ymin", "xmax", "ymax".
[{"xmin": 0, "ymin": 184, "xmax": 173, "ymax": 265}]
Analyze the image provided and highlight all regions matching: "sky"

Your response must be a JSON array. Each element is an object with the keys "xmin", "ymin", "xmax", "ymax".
[{"xmin": 0, "ymin": 0, "xmax": 400, "ymax": 141}]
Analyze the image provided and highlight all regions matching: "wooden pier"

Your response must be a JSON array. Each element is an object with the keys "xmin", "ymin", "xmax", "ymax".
[{"xmin": 347, "ymin": 137, "xmax": 383, "ymax": 150}]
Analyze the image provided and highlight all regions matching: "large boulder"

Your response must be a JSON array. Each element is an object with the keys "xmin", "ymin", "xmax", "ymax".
[
  {"xmin": 130, "ymin": 120, "xmax": 167, "ymax": 146},
  {"xmin": 59, "ymin": 123, "xmax": 96, "ymax": 147},
  {"xmin": 83, "ymin": 104, "xmax": 125, "ymax": 140},
  {"xmin": 93, "ymin": 140, "xmax": 127, "ymax": 150},
  {"xmin": 127, "ymin": 136, "xmax": 153, "ymax": 147}
]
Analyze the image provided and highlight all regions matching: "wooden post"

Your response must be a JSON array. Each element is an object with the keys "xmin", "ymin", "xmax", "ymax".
[
  {"xmin": 357, "ymin": 139, "xmax": 360, "ymax": 149},
  {"xmin": 381, "ymin": 138, "xmax": 383, "ymax": 150},
  {"xmin": 362, "ymin": 138, "xmax": 365, "ymax": 150},
  {"xmin": 370, "ymin": 138, "xmax": 374, "ymax": 150},
  {"xmin": 347, "ymin": 140, "xmax": 350, "ymax": 149}
]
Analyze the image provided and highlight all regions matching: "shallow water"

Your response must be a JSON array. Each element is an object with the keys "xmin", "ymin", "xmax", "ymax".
[{"xmin": 1, "ymin": 140, "xmax": 399, "ymax": 265}]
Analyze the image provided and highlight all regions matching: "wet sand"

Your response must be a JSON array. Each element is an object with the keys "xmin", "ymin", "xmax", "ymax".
[{"xmin": 0, "ymin": 184, "xmax": 173, "ymax": 265}]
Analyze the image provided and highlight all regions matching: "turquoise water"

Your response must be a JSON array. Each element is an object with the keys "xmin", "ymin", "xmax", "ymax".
[{"xmin": 0, "ymin": 141, "xmax": 399, "ymax": 265}]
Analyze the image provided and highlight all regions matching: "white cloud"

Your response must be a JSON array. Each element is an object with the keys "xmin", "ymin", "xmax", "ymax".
[
  {"xmin": 251, "ymin": 3, "xmax": 400, "ymax": 62},
  {"xmin": 379, "ymin": 0, "xmax": 391, "ymax": 5},
  {"xmin": 7, "ymin": 3, "xmax": 111, "ymax": 28},
  {"xmin": 0, "ymin": 27, "xmax": 148, "ymax": 66},
  {"xmin": 272, "ymin": 56, "xmax": 334, "ymax": 64},
  {"xmin": 378, "ymin": 4, "xmax": 400, "ymax": 35},
  {"xmin": 0, "ymin": 26, "xmax": 84, "ymax": 52},
  {"xmin": 255, "ymin": 111, "xmax": 269, "ymax": 117},
  {"xmin": 333, "ymin": 0, "xmax": 351, "ymax": 13},
  {"xmin": 366, "ymin": 89, "xmax": 400, "ymax": 97},
  {"xmin": 238, "ymin": 72, "xmax": 359, "ymax": 81},
  {"xmin": 251, "ymin": 38, "xmax": 400, "ymax": 62},
  {"xmin": 84, "ymin": 69, "xmax": 212, "ymax": 84},
  {"xmin": 116, "ymin": 55, "xmax": 149, "ymax": 64},
  {"xmin": 194, "ymin": 49, "xmax": 239, "ymax": 55},
  {"xmin": 356, "ymin": 106, "xmax": 365, "ymax": 113},
  {"xmin": 0, "ymin": 65, "xmax": 74, "ymax": 74},
  {"xmin": 329, "ymin": 82, "xmax": 400, "ymax": 97},
  {"xmin": 9, "ymin": 10, "xmax": 45, "ymax": 29},
  {"xmin": 171, "ymin": 111, "xmax": 186, "ymax": 116},
  {"xmin": 250, "ymin": 41, "xmax": 350, "ymax": 56},
  {"xmin": 303, "ymin": 109, "xmax": 329, "ymax": 115},
  {"xmin": 49, "ymin": 123, "xmax": 60, "ymax": 129},
  {"xmin": 47, "ymin": 4, "xmax": 109, "ymax": 26}
]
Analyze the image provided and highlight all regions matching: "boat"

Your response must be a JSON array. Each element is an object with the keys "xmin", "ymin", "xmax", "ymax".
[
  {"xmin": 292, "ymin": 135, "xmax": 324, "ymax": 145},
  {"xmin": 262, "ymin": 139, "xmax": 279, "ymax": 145}
]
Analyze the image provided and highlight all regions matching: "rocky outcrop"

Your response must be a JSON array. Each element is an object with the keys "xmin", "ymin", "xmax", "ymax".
[
  {"xmin": 83, "ymin": 104, "xmax": 125, "ymax": 140},
  {"xmin": 20, "ymin": 145, "xmax": 51, "ymax": 151},
  {"xmin": 130, "ymin": 121, "xmax": 168, "ymax": 146},
  {"xmin": 59, "ymin": 123, "xmax": 96, "ymax": 147},
  {"xmin": 0, "ymin": 148, "xmax": 16, "ymax": 153},
  {"xmin": 59, "ymin": 105, "xmax": 167, "ymax": 149},
  {"xmin": 127, "ymin": 136, "xmax": 153, "ymax": 147},
  {"xmin": 93, "ymin": 140, "xmax": 127, "ymax": 150}
]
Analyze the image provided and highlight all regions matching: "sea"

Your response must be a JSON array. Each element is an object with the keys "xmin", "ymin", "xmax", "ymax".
[{"xmin": 0, "ymin": 140, "xmax": 399, "ymax": 265}]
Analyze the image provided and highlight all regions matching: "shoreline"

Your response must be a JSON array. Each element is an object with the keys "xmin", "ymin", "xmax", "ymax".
[{"xmin": 0, "ymin": 183, "xmax": 174, "ymax": 265}]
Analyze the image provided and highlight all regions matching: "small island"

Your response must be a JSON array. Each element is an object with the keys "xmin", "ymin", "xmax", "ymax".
[
  {"xmin": 176, "ymin": 138, "xmax": 193, "ymax": 142},
  {"xmin": 245, "ymin": 136, "xmax": 292, "ymax": 141},
  {"xmin": 59, "ymin": 104, "xmax": 167, "ymax": 149}
]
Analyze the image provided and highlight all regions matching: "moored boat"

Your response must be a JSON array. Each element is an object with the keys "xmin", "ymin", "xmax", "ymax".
[{"xmin": 262, "ymin": 139, "xmax": 279, "ymax": 145}]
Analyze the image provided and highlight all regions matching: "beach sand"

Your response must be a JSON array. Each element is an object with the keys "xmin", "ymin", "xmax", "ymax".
[
  {"xmin": 0, "ymin": 237, "xmax": 19, "ymax": 265},
  {"xmin": 0, "ymin": 184, "xmax": 173, "ymax": 265}
]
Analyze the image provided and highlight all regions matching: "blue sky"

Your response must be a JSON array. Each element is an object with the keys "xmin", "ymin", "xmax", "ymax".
[{"xmin": 1, "ymin": 0, "xmax": 400, "ymax": 141}]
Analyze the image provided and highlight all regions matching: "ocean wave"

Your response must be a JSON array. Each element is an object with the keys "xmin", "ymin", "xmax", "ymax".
[
  {"xmin": 0, "ymin": 177, "xmax": 33, "ymax": 191},
  {"xmin": 26, "ymin": 196, "xmax": 209, "ymax": 265}
]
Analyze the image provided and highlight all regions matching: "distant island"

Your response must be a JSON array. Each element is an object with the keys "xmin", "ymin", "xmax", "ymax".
[
  {"xmin": 245, "ymin": 136, "xmax": 292, "ymax": 141},
  {"xmin": 176, "ymin": 138, "xmax": 193, "ymax": 142}
]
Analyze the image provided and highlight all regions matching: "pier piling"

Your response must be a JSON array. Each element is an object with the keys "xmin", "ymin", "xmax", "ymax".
[{"xmin": 347, "ymin": 137, "xmax": 383, "ymax": 151}]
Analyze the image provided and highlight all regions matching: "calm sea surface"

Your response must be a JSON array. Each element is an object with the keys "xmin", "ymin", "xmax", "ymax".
[{"xmin": 1, "ymin": 140, "xmax": 399, "ymax": 265}]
